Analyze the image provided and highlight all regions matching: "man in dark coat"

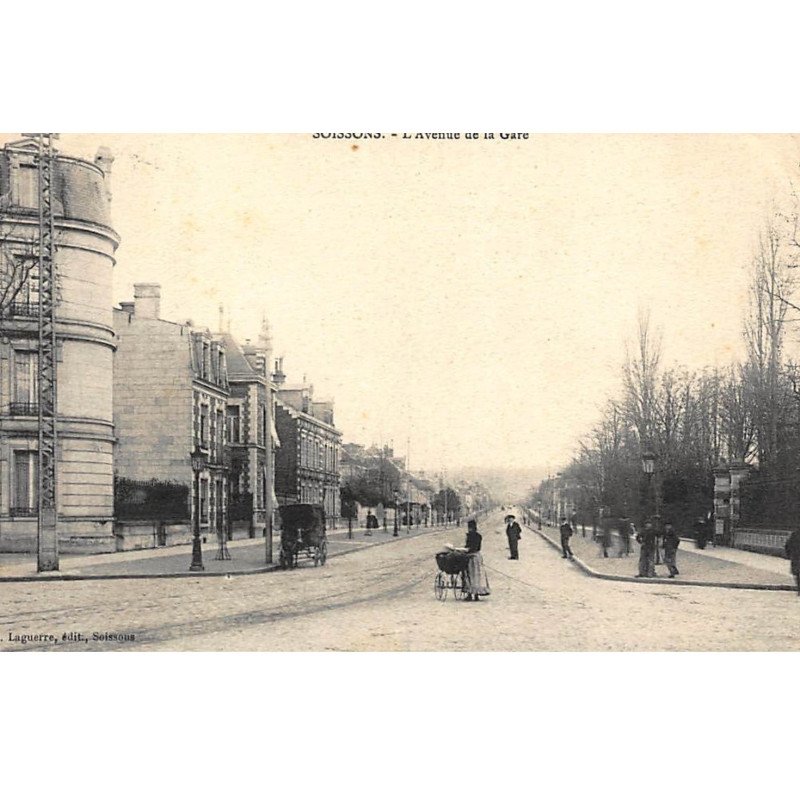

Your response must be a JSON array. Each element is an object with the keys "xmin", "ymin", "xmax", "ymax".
[
  {"xmin": 694, "ymin": 516, "xmax": 708, "ymax": 549},
  {"xmin": 505, "ymin": 514, "xmax": 522, "ymax": 560},
  {"xmin": 785, "ymin": 529, "xmax": 800, "ymax": 596},
  {"xmin": 560, "ymin": 517, "xmax": 574, "ymax": 559},
  {"xmin": 663, "ymin": 523, "xmax": 680, "ymax": 577},
  {"xmin": 636, "ymin": 520, "xmax": 657, "ymax": 577},
  {"xmin": 618, "ymin": 516, "xmax": 632, "ymax": 557}
]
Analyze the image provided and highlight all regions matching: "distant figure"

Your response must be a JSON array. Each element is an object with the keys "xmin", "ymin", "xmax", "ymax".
[
  {"xmin": 571, "ymin": 511, "xmax": 580, "ymax": 538},
  {"xmin": 694, "ymin": 516, "xmax": 708, "ymax": 549},
  {"xmin": 663, "ymin": 523, "xmax": 680, "ymax": 578},
  {"xmin": 636, "ymin": 520, "xmax": 657, "ymax": 578},
  {"xmin": 463, "ymin": 519, "xmax": 490, "ymax": 601},
  {"xmin": 505, "ymin": 514, "xmax": 522, "ymax": 560},
  {"xmin": 599, "ymin": 519, "xmax": 612, "ymax": 558},
  {"xmin": 785, "ymin": 529, "xmax": 800, "ymax": 596},
  {"xmin": 618, "ymin": 517, "xmax": 632, "ymax": 557},
  {"xmin": 560, "ymin": 517, "xmax": 574, "ymax": 559}
]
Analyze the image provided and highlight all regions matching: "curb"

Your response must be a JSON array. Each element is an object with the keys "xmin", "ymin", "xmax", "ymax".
[
  {"xmin": 532, "ymin": 526, "xmax": 797, "ymax": 593},
  {"xmin": 0, "ymin": 523, "xmax": 448, "ymax": 584}
]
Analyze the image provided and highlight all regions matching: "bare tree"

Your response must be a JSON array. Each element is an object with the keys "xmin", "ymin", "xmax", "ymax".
[
  {"xmin": 622, "ymin": 308, "xmax": 662, "ymax": 449},
  {"xmin": 743, "ymin": 216, "xmax": 795, "ymax": 467}
]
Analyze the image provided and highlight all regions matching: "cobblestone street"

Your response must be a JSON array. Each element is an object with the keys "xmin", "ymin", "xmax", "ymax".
[{"xmin": 2, "ymin": 511, "xmax": 800, "ymax": 651}]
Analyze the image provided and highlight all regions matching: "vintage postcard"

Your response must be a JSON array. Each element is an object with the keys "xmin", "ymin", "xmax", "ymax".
[{"xmin": 2, "ymin": 132, "xmax": 800, "ymax": 652}]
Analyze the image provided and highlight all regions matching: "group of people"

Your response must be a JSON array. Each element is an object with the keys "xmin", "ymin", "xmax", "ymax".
[
  {"xmin": 633, "ymin": 519, "xmax": 680, "ymax": 578},
  {"xmin": 444, "ymin": 508, "xmax": 800, "ymax": 600},
  {"xmin": 440, "ymin": 513, "xmax": 525, "ymax": 602}
]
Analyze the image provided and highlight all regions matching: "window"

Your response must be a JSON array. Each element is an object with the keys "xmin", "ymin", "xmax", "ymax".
[
  {"xmin": 257, "ymin": 403, "xmax": 265, "ymax": 446},
  {"xmin": 13, "ymin": 451, "xmax": 37, "ymax": 515},
  {"xmin": 17, "ymin": 165, "xmax": 39, "ymax": 208},
  {"xmin": 215, "ymin": 408, "xmax": 224, "ymax": 461},
  {"xmin": 200, "ymin": 478, "xmax": 209, "ymax": 524},
  {"xmin": 3, "ymin": 254, "xmax": 39, "ymax": 317},
  {"xmin": 228, "ymin": 406, "xmax": 241, "ymax": 443},
  {"xmin": 13, "ymin": 350, "xmax": 38, "ymax": 415},
  {"xmin": 199, "ymin": 406, "xmax": 209, "ymax": 447},
  {"xmin": 202, "ymin": 343, "xmax": 210, "ymax": 380}
]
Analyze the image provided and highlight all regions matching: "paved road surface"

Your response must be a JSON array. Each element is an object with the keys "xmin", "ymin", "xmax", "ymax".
[{"xmin": 2, "ymin": 510, "xmax": 799, "ymax": 651}]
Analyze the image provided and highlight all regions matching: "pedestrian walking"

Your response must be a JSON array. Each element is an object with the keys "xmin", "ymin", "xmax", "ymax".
[
  {"xmin": 785, "ymin": 528, "xmax": 800, "ymax": 596},
  {"xmin": 560, "ymin": 517, "xmax": 574, "ymax": 559},
  {"xmin": 636, "ymin": 520, "xmax": 656, "ymax": 577},
  {"xmin": 463, "ymin": 519, "xmax": 490, "ymax": 601},
  {"xmin": 505, "ymin": 514, "xmax": 522, "ymax": 560},
  {"xmin": 663, "ymin": 523, "xmax": 680, "ymax": 577},
  {"xmin": 618, "ymin": 516, "xmax": 632, "ymax": 557}
]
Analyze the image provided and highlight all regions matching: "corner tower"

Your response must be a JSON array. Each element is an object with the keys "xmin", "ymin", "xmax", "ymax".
[{"xmin": 0, "ymin": 138, "xmax": 120, "ymax": 552}]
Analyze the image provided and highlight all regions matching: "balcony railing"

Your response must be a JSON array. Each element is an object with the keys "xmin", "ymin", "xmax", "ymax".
[
  {"xmin": 9, "ymin": 402, "xmax": 39, "ymax": 416},
  {"xmin": 10, "ymin": 506, "xmax": 36, "ymax": 517},
  {"xmin": 1, "ymin": 301, "xmax": 38, "ymax": 319}
]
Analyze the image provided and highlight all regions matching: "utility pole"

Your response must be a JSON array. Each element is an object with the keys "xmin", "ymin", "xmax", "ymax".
[
  {"xmin": 443, "ymin": 467, "xmax": 448, "ymax": 528},
  {"xmin": 24, "ymin": 133, "xmax": 60, "ymax": 572},
  {"xmin": 406, "ymin": 437, "xmax": 411, "ymax": 534}
]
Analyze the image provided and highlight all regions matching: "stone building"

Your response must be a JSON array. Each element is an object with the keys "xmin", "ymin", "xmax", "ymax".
[
  {"xmin": 273, "ymin": 360, "xmax": 341, "ymax": 526},
  {"xmin": 113, "ymin": 284, "xmax": 229, "ymax": 549},
  {"xmin": 0, "ymin": 139, "xmax": 119, "ymax": 552},
  {"xmin": 219, "ymin": 318, "xmax": 276, "ymax": 552}
]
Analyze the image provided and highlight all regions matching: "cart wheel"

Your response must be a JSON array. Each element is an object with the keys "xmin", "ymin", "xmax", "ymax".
[
  {"xmin": 320, "ymin": 540, "xmax": 328, "ymax": 566},
  {"xmin": 454, "ymin": 573, "xmax": 469, "ymax": 601},
  {"xmin": 434, "ymin": 572, "xmax": 446, "ymax": 601}
]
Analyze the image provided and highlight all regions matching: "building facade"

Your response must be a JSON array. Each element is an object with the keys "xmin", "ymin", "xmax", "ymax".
[
  {"xmin": 220, "ymin": 318, "xmax": 275, "ymax": 553},
  {"xmin": 0, "ymin": 139, "xmax": 119, "ymax": 552},
  {"xmin": 273, "ymin": 362, "xmax": 341, "ymax": 526},
  {"xmin": 113, "ymin": 284, "xmax": 229, "ymax": 549}
]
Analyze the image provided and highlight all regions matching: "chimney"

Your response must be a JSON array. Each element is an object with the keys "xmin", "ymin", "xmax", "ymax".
[
  {"xmin": 272, "ymin": 356, "xmax": 286, "ymax": 386},
  {"xmin": 95, "ymin": 146, "xmax": 114, "ymax": 202},
  {"xmin": 133, "ymin": 283, "xmax": 161, "ymax": 320},
  {"xmin": 119, "ymin": 301, "xmax": 135, "ymax": 315}
]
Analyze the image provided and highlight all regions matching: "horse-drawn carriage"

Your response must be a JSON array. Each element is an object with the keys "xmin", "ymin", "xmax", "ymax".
[{"xmin": 278, "ymin": 503, "xmax": 328, "ymax": 569}]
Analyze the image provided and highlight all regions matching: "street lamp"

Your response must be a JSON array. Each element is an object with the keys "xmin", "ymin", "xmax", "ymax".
[
  {"xmin": 393, "ymin": 488, "xmax": 399, "ymax": 537},
  {"xmin": 189, "ymin": 445, "xmax": 208, "ymax": 572},
  {"xmin": 641, "ymin": 449, "xmax": 660, "ymax": 567}
]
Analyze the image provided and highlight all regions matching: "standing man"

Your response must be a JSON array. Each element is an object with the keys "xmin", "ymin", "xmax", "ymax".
[
  {"xmin": 505, "ymin": 514, "xmax": 522, "ymax": 560},
  {"xmin": 663, "ymin": 523, "xmax": 680, "ymax": 578},
  {"xmin": 785, "ymin": 528, "xmax": 800, "ymax": 596},
  {"xmin": 571, "ymin": 510, "xmax": 581, "ymax": 538},
  {"xmin": 559, "ymin": 516, "xmax": 574, "ymax": 559},
  {"xmin": 636, "ymin": 520, "xmax": 657, "ymax": 578},
  {"xmin": 618, "ymin": 516, "xmax": 632, "ymax": 557}
]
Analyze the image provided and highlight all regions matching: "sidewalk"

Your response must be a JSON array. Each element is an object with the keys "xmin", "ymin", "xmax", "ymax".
[
  {"xmin": 0, "ymin": 522, "xmax": 451, "ymax": 581},
  {"xmin": 534, "ymin": 522, "xmax": 797, "ymax": 591}
]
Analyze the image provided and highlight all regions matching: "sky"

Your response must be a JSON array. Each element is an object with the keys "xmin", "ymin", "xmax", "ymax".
[{"xmin": 4, "ymin": 133, "xmax": 800, "ymax": 473}]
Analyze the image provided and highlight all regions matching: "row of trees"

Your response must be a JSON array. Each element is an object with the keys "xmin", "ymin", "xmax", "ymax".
[{"xmin": 534, "ymin": 201, "xmax": 800, "ymax": 530}]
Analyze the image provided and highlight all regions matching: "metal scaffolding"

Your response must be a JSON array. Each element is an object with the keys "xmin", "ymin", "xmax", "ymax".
[{"xmin": 24, "ymin": 133, "xmax": 60, "ymax": 571}]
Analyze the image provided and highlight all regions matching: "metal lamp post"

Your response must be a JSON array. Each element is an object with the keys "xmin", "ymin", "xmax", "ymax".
[
  {"xmin": 190, "ymin": 445, "xmax": 208, "ymax": 571},
  {"xmin": 641, "ymin": 449, "xmax": 659, "ymax": 565},
  {"xmin": 393, "ymin": 489, "xmax": 399, "ymax": 537}
]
